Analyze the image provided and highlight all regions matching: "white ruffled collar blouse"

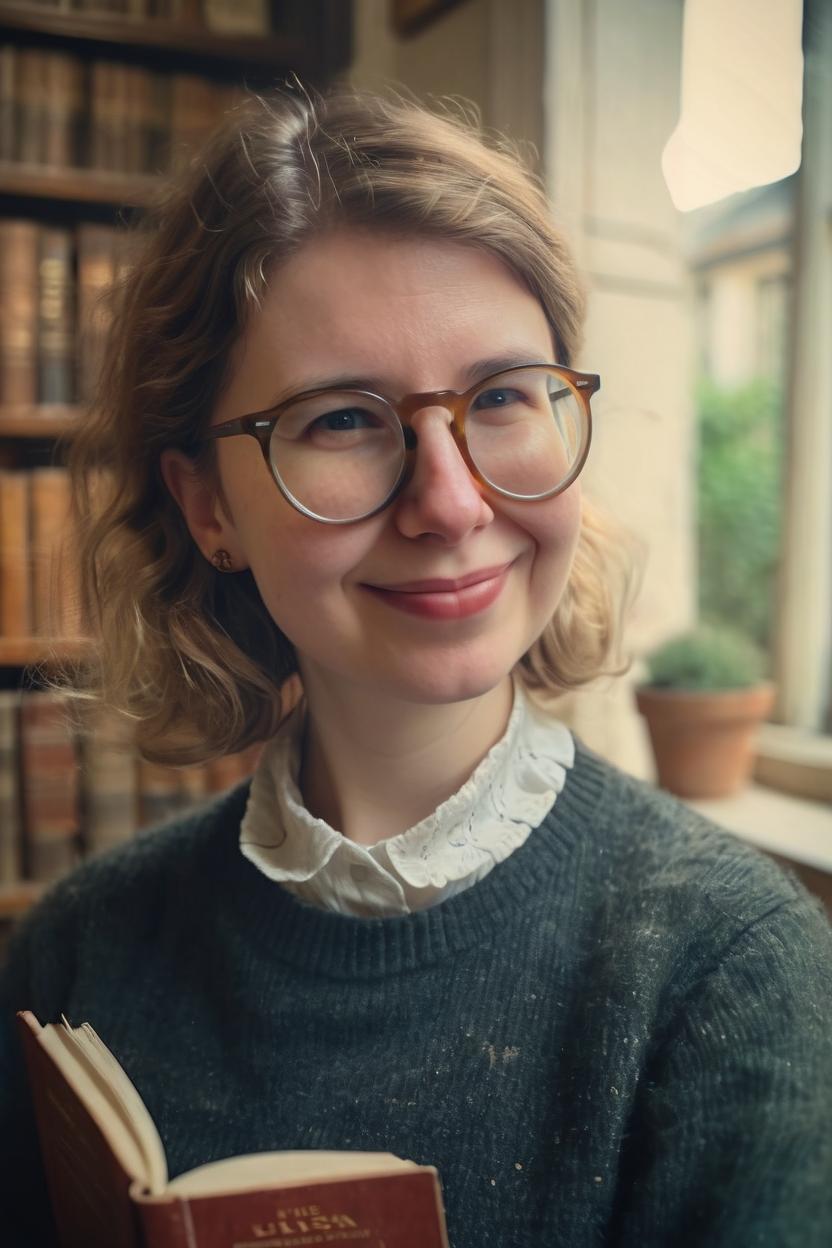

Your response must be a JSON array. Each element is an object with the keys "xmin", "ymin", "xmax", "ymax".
[{"xmin": 240, "ymin": 680, "xmax": 574, "ymax": 918}]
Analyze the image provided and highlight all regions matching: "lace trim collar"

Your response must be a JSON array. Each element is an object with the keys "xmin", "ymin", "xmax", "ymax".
[{"xmin": 240, "ymin": 681, "xmax": 574, "ymax": 891}]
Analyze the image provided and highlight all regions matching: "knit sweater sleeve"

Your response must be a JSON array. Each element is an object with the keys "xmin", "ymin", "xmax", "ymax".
[{"xmin": 609, "ymin": 893, "xmax": 832, "ymax": 1248}]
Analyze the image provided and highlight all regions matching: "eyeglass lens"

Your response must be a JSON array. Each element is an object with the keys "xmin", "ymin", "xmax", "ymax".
[{"xmin": 269, "ymin": 366, "xmax": 586, "ymax": 522}]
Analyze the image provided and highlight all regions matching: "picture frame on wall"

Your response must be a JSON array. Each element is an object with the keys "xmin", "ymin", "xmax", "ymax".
[{"xmin": 392, "ymin": 0, "xmax": 467, "ymax": 37}]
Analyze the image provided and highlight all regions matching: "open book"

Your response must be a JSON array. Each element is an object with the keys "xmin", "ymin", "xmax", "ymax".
[{"xmin": 18, "ymin": 1012, "xmax": 449, "ymax": 1248}]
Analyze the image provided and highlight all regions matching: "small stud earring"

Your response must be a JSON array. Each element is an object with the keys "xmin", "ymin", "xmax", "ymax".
[{"xmin": 210, "ymin": 549, "xmax": 234, "ymax": 572}]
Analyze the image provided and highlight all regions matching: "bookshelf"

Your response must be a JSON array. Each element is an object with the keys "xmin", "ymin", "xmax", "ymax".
[
  {"xmin": 0, "ymin": 161, "xmax": 159, "ymax": 206},
  {"xmin": 0, "ymin": 404, "xmax": 78, "ymax": 437},
  {"xmin": 0, "ymin": 5, "xmax": 305, "ymax": 67},
  {"xmin": 0, "ymin": 0, "xmax": 350, "ymax": 927},
  {"xmin": 0, "ymin": 2, "xmax": 351, "ymax": 77}
]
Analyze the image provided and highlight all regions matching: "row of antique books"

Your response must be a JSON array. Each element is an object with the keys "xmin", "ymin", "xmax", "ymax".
[
  {"xmin": 0, "ymin": 44, "xmax": 244, "ymax": 176},
  {"xmin": 0, "ymin": 688, "xmax": 263, "ymax": 886},
  {"xmin": 13, "ymin": 2, "xmax": 186, "ymax": 18},
  {"xmin": 12, "ymin": 2, "xmax": 272, "ymax": 34},
  {"xmin": 0, "ymin": 220, "xmax": 130, "ymax": 406}
]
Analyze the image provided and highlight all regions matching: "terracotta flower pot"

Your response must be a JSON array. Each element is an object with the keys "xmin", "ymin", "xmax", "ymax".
[{"xmin": 635, "ymin": 682, "xmax": 775, "ymax": 799}]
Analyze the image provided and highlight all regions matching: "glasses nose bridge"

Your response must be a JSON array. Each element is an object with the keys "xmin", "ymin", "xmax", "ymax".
[
  {"xmin": 396, "ymin": 389, "xmax": 466, "ymax": 453},
  {"xmin": 397, "ymin": 388, "xmax": 462, "ymax": 424}
]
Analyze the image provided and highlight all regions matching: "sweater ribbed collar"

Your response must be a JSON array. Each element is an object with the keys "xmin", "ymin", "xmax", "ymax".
[{"xmin": 207, "ymin": 740, "xmax": 611, "ymax": 980}]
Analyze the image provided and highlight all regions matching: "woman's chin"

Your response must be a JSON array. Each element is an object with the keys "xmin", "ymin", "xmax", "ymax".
[{"xmin": 371, "ymin": 655, "xmax": 516, "ymax": 708}]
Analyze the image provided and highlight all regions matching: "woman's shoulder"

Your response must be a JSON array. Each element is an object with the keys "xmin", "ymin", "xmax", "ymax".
[
  {"xmin": 566, "ymin": 737, "xmax": 829, "ymax": 945},
  {"xmin": 553, "ymin": 739, "xmax": 832, "ymax": 1031},
  {"xmin": 7, "ymin": 780, "xmax": 251, "ymax": 965}
]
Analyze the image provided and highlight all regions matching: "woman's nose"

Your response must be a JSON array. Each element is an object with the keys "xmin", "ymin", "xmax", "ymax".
[{"xmin": 393, "ymin": 406, "xmax": 494, "ymax": 543}]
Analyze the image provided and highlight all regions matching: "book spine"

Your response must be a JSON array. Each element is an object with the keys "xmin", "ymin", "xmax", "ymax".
[
  {"xmin": 0, "ymin": 469, "xmax": 33, "ymax": 636},
  {"xmin": 81, "ymin": 709, "xmax": 139, "ymax": 858},
  {"xmin": 0, "ymin": 44, "xmax": 15, "ymax": 162},
  {"xmin": 16, "ymin": 48, "xmax": 45, "ymax": 166},
  {"xmin": 0, "ymin": 219, "xmax": 39, "ymax": 406},
  {"xmin": 90, "ymin": 61, "xmax": 119, "ymax": 172},
  {"xmin": 0, "ymin": 689, "xmax": 22, "ymax": 884},
  {"xmin": 69, "ymin": 49, "xmax": 87, "ymax": 168},
  {"xmin": 37, "ymin": 226, "xmax": 75, "ymax": 404},
  {"xmin": 20, "ymin": 691, "xmax": 81, "ymax": 884},
  {"xmin": 111, "ymin": 61, "xmax": 130, "ymax": 174},
  {"xmin": 29, "ymin": 466, "xmax": 74, "ymax": 638},
  {"xmin": 124, "ymin": 64, "xmax": 145, "ymax": 173},
  {"xmin": 147, "ymin": 70, "xmax": 169, "ymax": 174},
  {"xmin": 76, "ymin": 222, "xmax": 117, "ymax": 403},
  {"xmin": 42, "ymin": 50, "xmax": 84, "ymax": 169},
  {"xmin": 169, "ymin": 73, "xmax": 219, "ymax": 172},
  {"xmin": 88, "ymin": 59, "xmax": 104, "ymax": 170}
]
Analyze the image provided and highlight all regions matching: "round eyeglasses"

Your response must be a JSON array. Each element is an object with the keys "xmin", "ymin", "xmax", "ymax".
[{"xmin": 202, "ymin": 363, "xmax": 599, "ymax": 524}]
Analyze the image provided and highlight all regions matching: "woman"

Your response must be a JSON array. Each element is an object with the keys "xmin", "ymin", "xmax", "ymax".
[{"xmin": 2, "ymin": 86, "xmax": 830, "ymax": 1247}]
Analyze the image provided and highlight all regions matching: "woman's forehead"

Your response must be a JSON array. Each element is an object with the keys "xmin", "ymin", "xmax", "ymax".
[{"xmin": 231, "ymin": 229, "xmax": 553, "ymax": 395}]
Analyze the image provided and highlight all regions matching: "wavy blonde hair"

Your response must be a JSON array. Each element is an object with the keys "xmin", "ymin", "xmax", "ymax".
[{"xmin": 58, "ymin": 85, "xmax": 637, "ymax": 764}]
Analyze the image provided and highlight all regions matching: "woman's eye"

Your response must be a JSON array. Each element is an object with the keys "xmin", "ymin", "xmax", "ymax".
[
  {"xmin": 472, "ymin": 387, "xmax": 526, "ymax": 410},
  {"xmin": 314, "ymin": 407, "xmax": 374, "ymax": 432}
]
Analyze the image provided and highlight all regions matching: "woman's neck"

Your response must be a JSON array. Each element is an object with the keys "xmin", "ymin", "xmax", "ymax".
[{"xmin": 297, "ymin": 672, "xmax": 514, "ymax": 846}]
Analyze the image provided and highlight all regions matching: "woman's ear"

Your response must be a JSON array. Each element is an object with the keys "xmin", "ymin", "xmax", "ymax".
[{"xmin": 159, "ymin": 448, "xmax": 248, "ymax": 571}]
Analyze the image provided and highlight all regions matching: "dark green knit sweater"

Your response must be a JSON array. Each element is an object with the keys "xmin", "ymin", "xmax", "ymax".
[{"xmin": 2, "ymin": 741, "xmax": 831, "ymax": 1247}]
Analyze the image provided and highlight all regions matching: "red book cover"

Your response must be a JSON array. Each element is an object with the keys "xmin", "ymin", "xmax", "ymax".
[
  {"xmin": 137, "ymin": 1169, "xmax": 448, "ymax": 1248},
  {"xmin": 18, "ymin": 1011, "xmax": 147, "ymax": 1248},
  {"xmin": 18, "ymin": 1012, "xmax": 450, "ymax": 1248}
]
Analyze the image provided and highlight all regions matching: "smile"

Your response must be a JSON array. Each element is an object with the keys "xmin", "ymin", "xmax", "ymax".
[{"xmin": 363, "ymin": 562, "xmax": 513, "ymax": 620}]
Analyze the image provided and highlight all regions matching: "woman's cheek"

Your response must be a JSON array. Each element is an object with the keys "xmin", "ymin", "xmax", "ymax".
[{"xmin": 504, "ymin": 479, "xmax": 582, "ymax": 554}]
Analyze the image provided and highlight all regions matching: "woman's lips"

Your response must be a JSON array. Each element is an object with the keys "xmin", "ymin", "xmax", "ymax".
[{"xmin": 363, "ymin": 563, "xmax": 513, "ymax": 620}]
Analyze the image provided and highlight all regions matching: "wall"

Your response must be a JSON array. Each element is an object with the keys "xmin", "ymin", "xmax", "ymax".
[
  {"xmin": 544, "ymin": 0, "xmax": 695, "ymax": 774},
  {"xmin": 350, "ymin": 0, "xmax": 490, "ymax": 116},
  {"xmin": 776, "ymin": 0, "xmax": 832, "ymax": 733},
  {"xmin": 350, "ymin": 0, "xmax": 543, "ymax": 154}
]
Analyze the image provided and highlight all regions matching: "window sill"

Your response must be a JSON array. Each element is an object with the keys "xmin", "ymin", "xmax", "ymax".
[
  {"xmin": 752, "ymin": 722, "xmax": 832, "ymax": 804},
  {"xmin": 688, "ymin": 782, "xmax": 832, "ymax": 915}
]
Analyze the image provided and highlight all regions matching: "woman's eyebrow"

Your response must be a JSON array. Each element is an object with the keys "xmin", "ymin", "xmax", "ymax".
[
  {"xmin": 458, "ymin": 351, "xmax": 550, "ymax": 386},
  {"xmin": 264, "ymin": 376, "xmax": 375, "ymax": 407},
  {"xmin": 266, "ymin": 351, "xmax": 550, "ymax": 407}
]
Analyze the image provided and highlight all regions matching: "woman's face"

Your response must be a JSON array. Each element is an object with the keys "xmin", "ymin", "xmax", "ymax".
[{"xmin": 168, "ymin": 230, "xmax": 582, "ymax": 706}]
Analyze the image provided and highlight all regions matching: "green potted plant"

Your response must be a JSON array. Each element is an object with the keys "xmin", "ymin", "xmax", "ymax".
[{"xmin": 635, "ymin": 625, "xmax": 775, "ymax": 798}]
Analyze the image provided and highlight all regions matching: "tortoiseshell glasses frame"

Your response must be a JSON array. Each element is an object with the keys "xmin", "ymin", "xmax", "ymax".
[{"xmin": 201, "ymin": 362, "xmax": 600, "ymax": 524}]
